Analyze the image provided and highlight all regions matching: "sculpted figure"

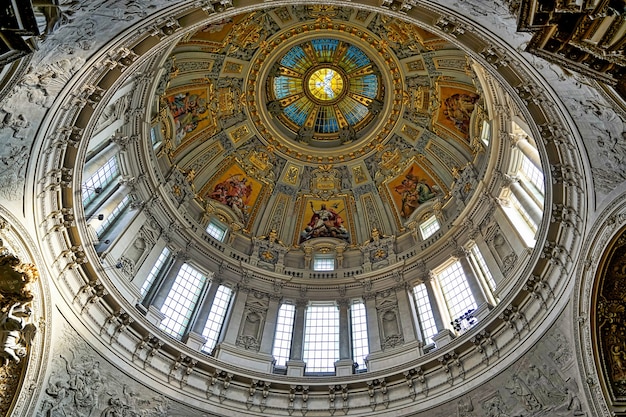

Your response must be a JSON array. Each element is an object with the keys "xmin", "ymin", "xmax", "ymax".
[{"xmin": 0, "ymin": 303, "xmax": 36, "ymax": 365}]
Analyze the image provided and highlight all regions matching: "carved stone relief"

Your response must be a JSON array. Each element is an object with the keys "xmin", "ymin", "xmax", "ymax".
[
  {"xmin": 375, "ymin": 291, "xmax": 404, "ymax": 350},
  {"xmin": 0, "ymin": 247, "xmax": 39, "ymax": 416},
  {"xmin": 483, "ymin": 220, "xmax": 517, "ymax": 275},
  {"xmin": 412, "ymin": 313, "xmax": 587, "ymax": 417},
  {"xmin": 40, "ymin": 324, "xmax": 215, "ymax": 417},
  {"xmin": 236, "ymin": 293, "xmax": 269, "ymax": 351}
]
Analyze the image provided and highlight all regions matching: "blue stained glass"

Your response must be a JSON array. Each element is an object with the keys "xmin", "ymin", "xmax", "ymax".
[
  {"xmin": 311, "ymin": 39, "xmax": 339, "ymax": 63},
  {"xmin": 314, "ymin": 106, "xmax": 339, "ymax": 133},
  {"xmin": 274, "ymin": 76, "xmax": 302, "ymax": 99},
  {"xmin": 339, "ymin": 45, "xmax": 371, "ymax": 71},
  {"xmin": 284, "ymin": 97, "xmax": 315, "ymax": 126},
  {"xmin": 350, "ymin": 74, "xmax": 378, "ymax": 98},
  {"xmin": 280, "ymin": 46, "xmax": 307, "ymax": 68},
  {"xmin": 337, "ymin": 98, "xmax": 369, "ymax": 125}
]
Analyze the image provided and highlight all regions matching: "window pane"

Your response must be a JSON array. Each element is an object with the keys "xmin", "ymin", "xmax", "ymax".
[
  {"xmin": 303, "ymin": 304, "xmax": 339, "ymax": 372},
  {"xmin": 469, "ymin": 244, "xmax": 497, "ymax": 292},
  {"xmin": 141, "ymin": 247, "xmax": 171, "ymax": 296},
  {"xmin": 313, "ymin": 256, "xmax": 335, "ymax": 271},
  {"xmin": 437, "ymin": 261, "xmax": 477, "ymax": 321},
  {"xmin": 520, "ymin": 155, "xmax": 544, "ymax": 195},
  {"xmin": 273, "ymin": 304, "xmax": 295, "ymax": 367},
  {"xmin": 202, "ymin": 285, "xmax": 233, "ymax": 353},
  {"xmin": 82, "ymin": 157, "xmax": 119, "ymax": 206},
  {"xmin": 160, "ymin": 264, "xmax": 206, "ymax": 338},
  {"xmin": 412, "ymin": 284, "xmax": 438, "ymax": 344},
  {"xmin": 95, "ymin": 195, "xmax": 131, "ymax": 237},
  {"xmin": 206, "ymin": 221, "xmax": 227, "ymax": 242},
  {"xmin": 350, "ymin": 300, "xmax": 369, "ymax": 371},
  {"xmin": 419, "ymin": 215, "xmax": 440, "ymax": 239}
]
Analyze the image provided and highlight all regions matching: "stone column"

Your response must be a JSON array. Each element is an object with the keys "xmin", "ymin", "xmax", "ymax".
[
  {"xmin": 471, "ymin": 235, "xmax": 504, "ymax": 291},
  {"xmin": 335, "ymin": 299, "xmax": 354, "ymax": 376},
  {"xmin": 455, "ymin": 248, "xmax": 493, "ymax": 321},
  {"xmin": 423, "ymin": 272, "xmax": 455, "ymax": 347},
  {"xmin": 422, "ymin": 273, "xmax": 446, "ymax": 332},
  {"xmin": 259, "ymin": 296, "xmax": 281, "ymax": 355},
  {"xmin": 286, "ymin": 299, "xmax": 307, "ymax": 376},
  {"xmin": 395, "ymin": 284, "xmax": 417, "ymax": 343},
  {"xmin": 221, "ymin": 287, "xmax": 248, "ymax": 345},
  {"xmin": 363, "ymin": 294, "xmax": 381, "ymax": 354},
  {"xmin": 508, "ymin": 177, "xmax": 542, "ymax": 228},
  {"xmin": 455, "ymin": 248, "xmax": 487, "ymax": 306},
  {"xmin": 511, "ymin": 133, "xmax": 541, "ymax": 170},
  {"xmin": 143, "ymin": 254, "xmax": 186, "ymax": 325},
  {"xmin": 183, "ymin": 274, "xmax": 221, "ymax": 349}
]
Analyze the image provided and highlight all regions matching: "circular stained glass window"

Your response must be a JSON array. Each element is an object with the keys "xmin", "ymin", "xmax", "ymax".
[
  {"xmin": 307, "ymin": 68, "xmax": 345, "ymax": 102},
  {"xmin": 267, "ymin": 38, "xmax": 383, "ymax": 144}
]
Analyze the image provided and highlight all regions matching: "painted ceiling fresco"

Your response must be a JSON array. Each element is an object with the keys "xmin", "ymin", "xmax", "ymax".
[{"xmin": 155, "ymin": 5, "xmax": 484, "ymax": 245}]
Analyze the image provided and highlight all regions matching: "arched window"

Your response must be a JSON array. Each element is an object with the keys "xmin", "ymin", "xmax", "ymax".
[
  {"xmin": 206, "ymin": 219, "xmax": 228, "ymax": 242},
  {"xmin": 437, "ymin": 261, "xmax": 477, "ymax": 330},
  {"xmin": 94, "ymin": 195, "xmax": 131, "ymax": 238},
  {"xmin": 82, "ymin": 156, "xmax": 119, "ymax": 207},
  {"xmin": 419, "ymin": 214, "xmax": 440, "ymax": 239},
  {"xmin": 412, "ymin": 284, "xmax": 438, "ymax": 344}
]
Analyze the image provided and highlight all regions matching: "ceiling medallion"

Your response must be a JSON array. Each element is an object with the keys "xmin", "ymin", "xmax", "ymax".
[
  {"xmin": 247, "ymin": 24, "xmax": 403, "ymax": 164},
  {"xmin": 266, "ymin": 39, "xmax": 383, "ymax": 147}
]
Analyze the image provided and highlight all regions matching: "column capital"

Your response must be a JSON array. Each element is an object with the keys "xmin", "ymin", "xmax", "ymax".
[
  {"xmin": 337, "ymin": 298, "xmax": 350, "ymax": 310},
  {"xmin": 295, "ymin": 298, "xmax": 308, "ymax": 309}
]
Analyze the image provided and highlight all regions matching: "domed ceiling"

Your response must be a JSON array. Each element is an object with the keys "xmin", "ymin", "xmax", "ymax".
[{"xmin": 155, "ymin": 5, "xmax": 487, "ymax": 247}]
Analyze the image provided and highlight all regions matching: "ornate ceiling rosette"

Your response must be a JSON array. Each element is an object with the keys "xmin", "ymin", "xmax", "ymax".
[
  {"xmin": 247, "ymin": 23, "xmax": 403, "ymax": 164},
  {"xmin": 267, "ymin": 38, "xmax": 383, "ymax": 146}
]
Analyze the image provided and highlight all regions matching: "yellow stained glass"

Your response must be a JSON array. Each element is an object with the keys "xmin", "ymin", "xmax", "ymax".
[{"xmin": 308, "ymin": 68, "xmax": 344, "ymax": 101}]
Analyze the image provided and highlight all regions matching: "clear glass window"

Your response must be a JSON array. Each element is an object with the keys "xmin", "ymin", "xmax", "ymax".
[
  {"xmin": 95, "ymin": 195, "xmax": 131, "ymax": 237},
  {"xmin": 273, "ymin": 303, "xmax": 296, "ymax": 367},
  {"xmin": 201, "ymin": 285, "xmax": 233, "ymax": 353},
  {"xmin": 350, "ymin": 300, "xmax": 369, "ymax": 371},
  {"xmin": 206, "ymin": 220, "xmax": 227, "ymax": 242},
  {"xmin": 82, "ymin": 156, "xmax": 119, "ymax": 206},
  {"xmin": 509, "ymin": 192, "xmax": 538, "ymax": 233},
  {"xmin": 419, "ymin": 215, "xmax": 440, "ymax": 239},
  {"xmin": 141, "ymin": 247, "xmax": 171, "ymax": 296},
  {"xmin": 160, "ymin": 263, "xmax": 207, "ymax": 338},
  {"xmin": 303, "ymin": 303, "xmax": 339, "ymax": 373},
  {"xmin": 412, "ymin": 284, "xmax": 438, "ymax": 344},
  {"xmin": 437, "ymin": 261, "xmax": 477, "ymax": 321},
  {"xmin": 313, "ymin": 255, "xmax": 335, "ymax": 271},
  {"xmin": 520, "ymin": 154, "xmax": 544, "ymax": 195},
  {"xmin": 469, "ymin": 244, "xmax": 497, "ymax": 292}
]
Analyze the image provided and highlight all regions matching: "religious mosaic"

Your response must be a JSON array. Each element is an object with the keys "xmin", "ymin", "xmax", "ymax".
[
  {"xmin": 297, "ymin": 197, "xmax": 352, "ymax": 244},
  {"xmin": 164, "ymin": 85, "xmax": 217, "ymax": 149},
  {"xmin": 435, "ymin": 83, "xmax": 480, "ymax": 139},
  {"xmin": 201, "ymin": 160, "xmax": 266, "ymax": 227},
  {"xmin": 387, "ymin": 163, "xmax": 439, "ymax": 220}
]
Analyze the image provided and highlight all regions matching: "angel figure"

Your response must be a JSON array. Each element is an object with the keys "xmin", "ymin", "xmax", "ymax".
[{"xmin": 0, "ymin": 303, "xmax": 36, "ymax": 365}]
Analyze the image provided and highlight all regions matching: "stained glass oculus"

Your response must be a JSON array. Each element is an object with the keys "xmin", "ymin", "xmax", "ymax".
[{"xmin": 268, "ymin": 38, "xmax": 383, "ymax": 143}]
